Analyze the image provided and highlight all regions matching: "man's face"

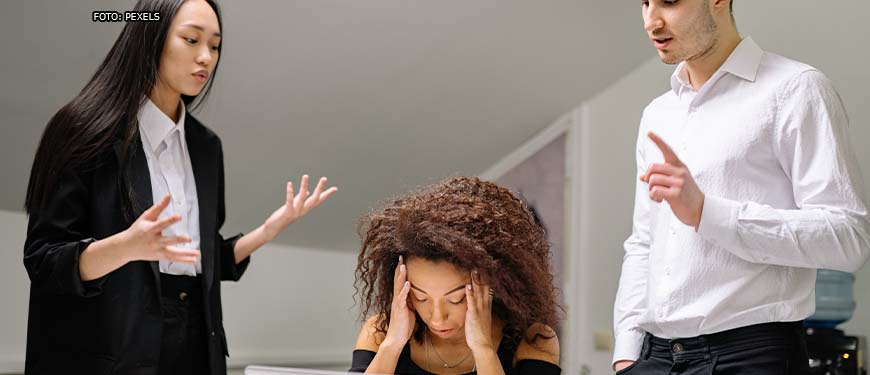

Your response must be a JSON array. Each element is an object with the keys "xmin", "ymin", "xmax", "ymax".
[{"xmin": 642, "ymin": 0, "xmax": 718, "ymax": 65}]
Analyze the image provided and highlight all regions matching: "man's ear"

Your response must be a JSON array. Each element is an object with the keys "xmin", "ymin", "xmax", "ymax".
[{"xmin": 712, "ymin": 0, "xmax": 732, "ymax": 16}]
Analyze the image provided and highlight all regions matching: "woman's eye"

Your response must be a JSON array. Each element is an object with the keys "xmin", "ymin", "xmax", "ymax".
[
  {"xmin": 184, "ymin": 37, "xmax": 198, "ymax": 44},
  {"xmin": 449, "ymin": 297, "xmax": 466, "ymax": 305},
  {"xmin": 211, "ymin": 45, "xmax": 220, "ymax": 51},
  {"xmin": 414, "ymin": 297, "xmax": 427, "ymax": 302}
]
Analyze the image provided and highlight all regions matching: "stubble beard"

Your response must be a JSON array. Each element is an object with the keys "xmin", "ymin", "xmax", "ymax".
[{"xmin": 660, "ymin": 4, "xmax": 719, "ymax": 65}]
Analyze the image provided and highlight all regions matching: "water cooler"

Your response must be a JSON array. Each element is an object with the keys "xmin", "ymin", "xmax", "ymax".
[{"xmin": 805, "ymin": 270, "xmax": 866, "ymax": 375}]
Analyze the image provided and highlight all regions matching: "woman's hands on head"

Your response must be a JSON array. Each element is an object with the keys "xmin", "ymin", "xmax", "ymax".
[
  {"xmin": 381, "ymin": 255, "xmax": 416, "ymax": 350},
  {"xmin": 465, "ymin": 270, "xmax": 496, "ymax": 355}
]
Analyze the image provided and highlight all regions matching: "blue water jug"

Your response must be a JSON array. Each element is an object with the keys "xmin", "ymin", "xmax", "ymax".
[{"xmin": 805, "ymin": 269, "xmax": 856, "ymax": 328}]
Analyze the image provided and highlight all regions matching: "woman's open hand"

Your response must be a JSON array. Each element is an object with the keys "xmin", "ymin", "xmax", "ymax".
[{"xmin": 262, "ymin": 174, "xmax": 337, "ymax": 241}]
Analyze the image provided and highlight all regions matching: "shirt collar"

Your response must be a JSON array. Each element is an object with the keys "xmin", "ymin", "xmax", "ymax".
[
  {"xmin": 669, "ymin": 36, "xmax": 764, "ymax": 95},
  {"xmin": 138, "ymin": 98, "xmax": 186, "ymax": 153}
]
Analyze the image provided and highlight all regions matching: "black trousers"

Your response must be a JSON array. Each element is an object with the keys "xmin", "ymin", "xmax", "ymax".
[
  {"xmin": 617, "ymin": 321, "xmax": 811, "ymax": 375},
  {"xmin": 158, "ymin": 273, "xmax": 210, "ymax": 375}
]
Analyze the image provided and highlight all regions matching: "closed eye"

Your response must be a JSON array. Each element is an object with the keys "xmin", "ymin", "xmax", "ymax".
[{"xmin": 448, "ymin": 296, "xmax": 466, "ymax": 305}]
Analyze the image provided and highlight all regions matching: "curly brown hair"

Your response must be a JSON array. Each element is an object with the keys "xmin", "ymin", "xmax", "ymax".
[{"xmin": 354, "ymin": 176, "xmax": 560, "ymax": 348}]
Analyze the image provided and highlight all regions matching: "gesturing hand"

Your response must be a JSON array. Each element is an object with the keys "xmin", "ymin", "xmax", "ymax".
[
  {"xmin": 465, "ymin": 270, "xmax": 495, "ymax": 354},
  {"xmin": 383, "ymin": 255, "xmax": 416, "ymax": 348},
  {"xmin": 641, "ymin": 132, "xmax": 705, "ymax": 228},
  {"xmin": 122, "ymin": 194, "xmax": 200, "ymax": 263},
  {"xmin": 262, "ymin": 174, "xmax": 338, "ymax": 241}
]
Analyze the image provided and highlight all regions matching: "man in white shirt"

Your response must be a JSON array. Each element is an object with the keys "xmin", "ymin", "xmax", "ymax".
[{"xmin": 613, "ymin": 1, "xmax": 870, "ymax": 374}]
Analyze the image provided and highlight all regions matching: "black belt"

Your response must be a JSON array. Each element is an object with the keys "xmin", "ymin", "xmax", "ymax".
[{"xmin": 643, "ymin": 321, "xmax": 805, "ymax": 359}]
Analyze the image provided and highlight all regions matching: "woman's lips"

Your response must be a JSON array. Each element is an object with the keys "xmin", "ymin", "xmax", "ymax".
[{"xmin": 193, "ymin": 72, "xmax": 209, "ymax": 83}]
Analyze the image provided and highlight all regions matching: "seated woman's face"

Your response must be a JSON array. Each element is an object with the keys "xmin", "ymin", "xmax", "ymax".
[{"xmin": 405, "ymin": 257, "xmax": 472, "ymax": 341}]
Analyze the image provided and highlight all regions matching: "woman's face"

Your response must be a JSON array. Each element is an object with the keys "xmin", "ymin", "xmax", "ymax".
[
  {"xmin": 155, "ymin": 0, "xmax": 221, "ymax": 99},
  {"xmin": 405, "ymin": 257, "xmax": 471, "ymax": 341}
]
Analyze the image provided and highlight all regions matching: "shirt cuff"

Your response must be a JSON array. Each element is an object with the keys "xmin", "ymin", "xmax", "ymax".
[
  {"xmin": 613, "ymin": 329, "xmax": 645, "ymax": 366},
  {"xmin": 696, "ymin": 195, "xmax": 740, "ymax": 247}
]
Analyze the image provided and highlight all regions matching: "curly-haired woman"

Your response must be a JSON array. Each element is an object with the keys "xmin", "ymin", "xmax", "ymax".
[{"xmin": 351, "ymin": 177, "xmax": 561, "ymax": 375}]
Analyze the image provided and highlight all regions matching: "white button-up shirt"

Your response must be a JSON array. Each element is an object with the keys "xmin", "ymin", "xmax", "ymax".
[
  {"xmin": 613, "ymin": 37, "xmax": 870, "ymax": 363},
  {"xmin": 137, "ymin": 99, "xmax": 202, "ymax": 276}
]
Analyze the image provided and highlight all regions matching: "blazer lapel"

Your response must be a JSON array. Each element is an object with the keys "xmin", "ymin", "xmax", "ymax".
[
  {"xmin": 184, "ymin": 118, "xmax": 218, "ymax": 293},
  {"xmin": 114, "ymin": 135, "xmax": 161, "ymax": 290}
]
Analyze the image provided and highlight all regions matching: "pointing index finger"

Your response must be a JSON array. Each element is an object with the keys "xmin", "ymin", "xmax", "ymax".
[{"xmin": 647, "ymin": 131, "xmax": 682, "ymax": 166}]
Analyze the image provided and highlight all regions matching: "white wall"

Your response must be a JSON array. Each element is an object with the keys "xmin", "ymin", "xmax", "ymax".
[
  {"xmin": 222, "ymin": 244, "xmax": 358, "ymax": 369},
  {"xmin": 571, "ymin": 1, "xmax": 870, "ymax": 373},
  {"xmin": 575, "ymin": 58, "xmax": 674, "ymax": 374},
  {"xmin": 0, "ymin": 211, "xmax": 29, "ymax": 373},
  {"xmin": 0, "ymin": 209, "xmax": 359, "ymax": 373}
]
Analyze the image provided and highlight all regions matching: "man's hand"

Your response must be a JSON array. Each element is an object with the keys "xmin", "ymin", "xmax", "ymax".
[{"xmin": 641, "ymin": 132, "xmax": 705, "ymax": 229}]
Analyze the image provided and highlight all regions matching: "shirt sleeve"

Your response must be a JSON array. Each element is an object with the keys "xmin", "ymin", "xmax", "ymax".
[
  {"xmin": 697, "ymin": 70, "xmax": 870, "ymax": 273},
  {"xmin": 349, "ymin": 349, "xmax": 376, "ymax": 373},
  {"xmin": 613, "ymin": 117, "xmax": 654, "ymax": 365}
]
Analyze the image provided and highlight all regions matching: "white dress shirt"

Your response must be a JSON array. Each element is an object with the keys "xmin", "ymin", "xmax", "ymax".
[
  {"xmin": 137, "ymin": 98, "xmax": 202, "ymax": 276},
  {"xmin": 613, "ymin": 37, "xmax": 870, "ymax": 363}
]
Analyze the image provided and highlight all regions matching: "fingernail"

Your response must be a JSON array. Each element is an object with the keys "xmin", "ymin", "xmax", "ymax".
[
  {"xmin": 400, "ymin": 264, "xmax": 406, "ymax": 273},
  {"xmin": 404, "ymin": 281, "xmax": 409, "ymax": 287},
  {"xmin": 467, "ymin": 284, "xmax": 472, "ymax": 290},
  {"xmin": 399, "ymin": 255, "xmax": 403, "ymax": 264}
]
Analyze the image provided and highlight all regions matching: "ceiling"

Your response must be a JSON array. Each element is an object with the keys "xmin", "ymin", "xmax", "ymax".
[{"xmin": 0, "ymin": 0, "xmax": 652, "ymax": 251}]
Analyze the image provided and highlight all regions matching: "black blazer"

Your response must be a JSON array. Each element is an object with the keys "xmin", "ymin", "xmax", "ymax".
[{"xmin": 23, "ymin": 114, "xmax": 250, "ymax": 375}]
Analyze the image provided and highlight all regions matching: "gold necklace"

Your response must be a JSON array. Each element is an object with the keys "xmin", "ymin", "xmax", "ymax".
[{"xmin": 425, "ymin": 330, "xmax": 474, "ymax": 371}]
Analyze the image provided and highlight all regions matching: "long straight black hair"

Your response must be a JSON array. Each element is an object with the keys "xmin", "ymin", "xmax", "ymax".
[{"xmin": 25, "ymin": 0, "xmax": 223, "ymax": 219}]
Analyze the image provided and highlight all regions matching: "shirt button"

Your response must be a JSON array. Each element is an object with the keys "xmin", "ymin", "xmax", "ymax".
[
  {"xmin": 665, "ymin": 267, "xmax": 671, "ymax": 276},
  {"xmin": 179, "ymin": 292, "xmax": 188, "ymax": 301},
  {"xmin": 672, "ymin": 343, "xmax": 684, "ymax": 353}
]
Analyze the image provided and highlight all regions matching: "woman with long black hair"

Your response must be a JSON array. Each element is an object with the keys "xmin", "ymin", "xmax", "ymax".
[{"xmin": 23, "ymin": 1, "xmax": 336, "ymax": 374}]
